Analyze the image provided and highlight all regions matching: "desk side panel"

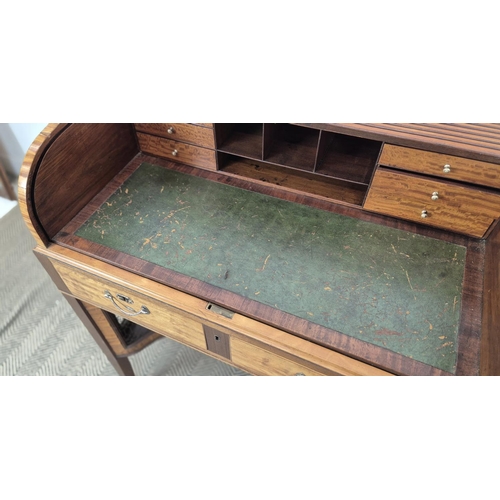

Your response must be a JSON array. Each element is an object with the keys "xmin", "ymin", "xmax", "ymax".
[
  {"xmin": 18, "ymin": 124, "xmax": 66, "ymax": 247},
  {"xmin": 32, "ymin": 123, "xmax": 139, "ymax": 239},
  {"xmin": 481, "ymin": 220, "xmax": 500, "ymax": 375}
]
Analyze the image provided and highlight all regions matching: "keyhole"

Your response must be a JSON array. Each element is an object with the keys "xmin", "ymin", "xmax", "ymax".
[{"xmin": 214, "ymin": 335, "xmax": 220, "ymax": 341}]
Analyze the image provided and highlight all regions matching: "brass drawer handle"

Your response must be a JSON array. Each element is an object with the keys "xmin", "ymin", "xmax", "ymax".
[
  {"xmin": 172, "ymin": 149, "xmax": 178, "ymax": 156},
  {"xmin": 443, "ymin": 164, "xmax": 451, "ymax": 173},
  {"xmin": 167, "ymin": 126, "xmax": 175, "ymax": 134},
  {"xmin": 431, "ymin": 191, "xmax": 439, "ymax": 200},
  {"xmin": 421, "ymin": 210, "xmax": 428, "ymax": 218},
  {"xmin": 104, "ymin": 291, "xmax": 150, "ymax": 316}
]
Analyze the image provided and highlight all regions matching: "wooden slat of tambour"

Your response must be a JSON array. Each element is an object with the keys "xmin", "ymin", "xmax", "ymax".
[
  {"xmin": 400, "ymin": 123, "xmax": 498, "ymax": 146},
  {"xmin": 469, "ymin": 124, "xmax": 500, "ymax": 131},
  {"xmin": 389, "ymin": 124, "xmax": 500, "ymax": 149},
  {"xmin": 300, "ymin": 124, "xmax": 500, "ymax": 162},
  {"xmin": 359, "ymin": 124, "xmax": 500, "ymax": 153},
  {"xmin": 431, "ymin": 123, "xmax": 500, "ymax": 137}
]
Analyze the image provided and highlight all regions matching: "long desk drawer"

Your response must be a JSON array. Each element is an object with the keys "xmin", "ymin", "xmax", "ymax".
[
  {"xmin": 135, "ymin": 123, "xmax": 215, "ymax": 149},
  {"xmin": 48, "ymin": 255, "xmax": 392, "ymax": 376},
  {"xmin": 48, "ymin": 261, "xmax": 328, "ymax": 374},
  {"xmin": 137, "ymin": 132, "xmax": 217, "ymax": 170},
  {"xmin": 380, "ymin": 144, "xmax": 500, "ymax": 189},
  {"xmin": 364, "ymin": 168, "xmax": 500, "ymax": 238}
]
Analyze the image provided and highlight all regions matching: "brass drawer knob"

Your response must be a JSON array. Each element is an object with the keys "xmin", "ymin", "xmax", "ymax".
[
  {"xmin": 421, "ymin": 210, "xmax": 428, "ymax": 218},
  {"xmin": 172, "ymin": 149, "xmax": 178, "ymax": 157},
  {"xmin": 431, "ymin": 191, "xmax": 439, "ymax": 200},
  {"xmin": 167, "ymin": 126, "xmax": 175, "ymax": 134},
  {"xmin": 443, "ymin": 164, "xmax": 451, "ymax": 173}
]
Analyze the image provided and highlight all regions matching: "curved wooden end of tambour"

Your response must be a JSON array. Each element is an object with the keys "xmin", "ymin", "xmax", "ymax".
[{"xmin": 17, "ymin": 123, "xmax": 67, "ymax": 248}]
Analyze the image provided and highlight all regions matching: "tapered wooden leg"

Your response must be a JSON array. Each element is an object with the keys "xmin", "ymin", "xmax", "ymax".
[
  {"xmin": 64, "ymin": 296, "xmax": 135, "ymax": 376},
  {"xmin": 34, "ymin": 251, "xmax": 136, "ymax": 375}
]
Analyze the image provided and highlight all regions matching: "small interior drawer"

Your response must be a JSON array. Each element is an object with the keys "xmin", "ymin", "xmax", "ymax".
[
  {"xmin": 137, "ymin": 133, "xmax": 217, "ymax": 170},
  {"xmin": 135, "ymin": 123, "xmax": 215, "ymax": 149},
  {"xmin": 50, "ymin": 260, "xmax": 208, "ymax": 352},
  {"xmin": 364, "ymin": 168, "xmax": 500, "ymax": 238},
  {"xmin": 379, "ymin": 144, "xmax": 500, "ymax": 189}
]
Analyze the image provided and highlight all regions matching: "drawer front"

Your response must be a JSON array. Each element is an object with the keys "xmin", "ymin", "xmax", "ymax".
[
  {"xmin": 48, "ymin": 254, "xmax": 392, "ymax": 376},
  {"xmin": 230, "ymin": 337, "xmax": 324, "ymax": 376},
  {"xmin": 50, "ymin": 260, "xmax": 329, "ymax": 375},
  {"xmin": 364, "ymin": 168, "xmax": 500, "ymax": 237},
  {"xmin": 380, "ymin": 144, "xmax": 500, "ymax": 189},
  {"xmin": 135, "ymin": 123, "xmax": 215, "ymax": 149},
  {"xmin": 51, "ymin": 261, "xmax": 208, "ymax": 351},
  {"xmin": 137, "ymin": 132, "xmax": 217, "ymax": 170}
]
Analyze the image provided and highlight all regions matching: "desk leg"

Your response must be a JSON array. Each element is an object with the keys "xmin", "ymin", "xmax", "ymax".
[
  {"xmin": 64, "ymin": 296, "xmax": 135, "ymax": 376},
  {"xmin": 35, "ymin": 251, "xmax": 135, "ymax": 375}
]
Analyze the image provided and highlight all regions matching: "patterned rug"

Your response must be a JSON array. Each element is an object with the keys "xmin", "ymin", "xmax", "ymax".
[{"xmin": 0, "ymin": 205, "xmax": 247, "ymax": 376}]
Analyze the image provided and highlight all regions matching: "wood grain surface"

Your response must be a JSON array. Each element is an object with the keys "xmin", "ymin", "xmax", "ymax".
[
  {"xmin": 137, "ymin": 132, "xmax": 217, "ymax": 170},
  {"xmin": 51, "ymin": 259, "xmax": 210, "ymax": 353},
  {"xmin": 135, "ymin": 123, "xmax": 215, "ymax": 149},
  {"xmin": 33, "ymin": 124, "xmax": 138, "ymax": 238},
  {"xmin": 18, "ymin": 123, "xmax": 68, "ymax": 246},
  {"xmin": 295, "ymin": 123, "xmax": 500, "ymax": 164},
  {"xmin": 40, "ymin": 245, "xmax": 391, "ymax": 376},
  {"xmin": 53, "ymin": 157, "xmax": 482, "ymax": 376},
  {"xmin": 481, "ymin": 220, "xmax": 500, "ymax": 374},
  {"xmin": 230, "ymin": 336, "xmax": 326, "ymax": 376},
  {"xmin": 364, "ymin": 168, "xmax": 500, "ymax": 238},
  {"xmin": 380, "ymin": 144, "xmax": 500, "ymax": 188},
  {"xmin": 219, "ymin": 155, "xmax": 367, "ymax": 206},
  {"xmin": 216, "ymin": 123, "xmax": 264, "ymax": 159},
  {"xmin": 19, "ymin": 124, "xmax": 500, "ymax": 376}
]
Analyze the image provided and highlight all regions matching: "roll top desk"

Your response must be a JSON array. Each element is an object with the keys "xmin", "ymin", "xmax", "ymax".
[{"xmin": 19, "ymin": 123, "xmax": 500, "ymax": 375}]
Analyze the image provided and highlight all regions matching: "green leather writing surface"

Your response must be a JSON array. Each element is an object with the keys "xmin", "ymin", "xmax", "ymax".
[{"xmin": 76, "ymin": 163, "xmax": 466, "ymax": 372}]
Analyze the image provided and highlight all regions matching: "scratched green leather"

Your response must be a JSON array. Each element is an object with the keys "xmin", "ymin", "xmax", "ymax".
[{"xmin": 76, "ymin": 163, "xmax": 466, "ymax": 372}]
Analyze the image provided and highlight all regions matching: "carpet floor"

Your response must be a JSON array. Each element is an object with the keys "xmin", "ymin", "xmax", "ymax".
[{"xmin": 0, "ymin": 204, "xmax": 248, "ymax": 376}]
